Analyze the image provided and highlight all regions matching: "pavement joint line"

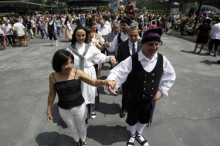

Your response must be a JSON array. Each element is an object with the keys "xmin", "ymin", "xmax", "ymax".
[{"xmin": 154, "ymin": 116, "xmax": 220, "ymax": 122}]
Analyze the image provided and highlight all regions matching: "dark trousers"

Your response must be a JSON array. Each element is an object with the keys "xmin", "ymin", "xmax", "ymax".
[
  {"xmin": 6, "ymin": 35, "xmax": 16, "ymax": 45},
  {"xmin": 121, "ymin": 81, "xmax": 128, "ymax": 110},
  {"xmin": 49, "ymin": 31, "xmax": 57, "ymax": 40},
  {"xmin": 126, "ymin": 100, "xmax": 152, "ymax": 126},
  {"xmin": 208, "ymin": 39, "xmax": 220, "ymax": 51}
]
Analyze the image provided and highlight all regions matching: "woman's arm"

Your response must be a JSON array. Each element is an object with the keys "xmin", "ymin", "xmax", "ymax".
[
  {"xmin": 77, "ymin": 69, "xmax": 116, "ymax": 88},
  {"xmin": 46, "ymin": 74, "xmax": 56, "ymax": 122},
  {"xmin": 96, "ymin": 43, "xmax": 105, "ymax": 51}
]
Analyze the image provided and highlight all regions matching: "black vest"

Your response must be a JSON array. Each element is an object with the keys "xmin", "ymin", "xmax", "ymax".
[
  {"xmin": 117, "ymin": 32, "xmax": 123, "ymax": 45},
  {"xmin": 48, "ymin": 22, "xmax": 54, "ymax": 32},
  {"xmin": 127, "ymin": 53, "xmax": 163, "ymax": 102}
]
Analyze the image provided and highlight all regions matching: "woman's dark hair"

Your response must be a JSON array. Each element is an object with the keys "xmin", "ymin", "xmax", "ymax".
[
  {"xmin": 64, "ymin": 16, "xmax": 69, "ymax": 25},
  {"xmin": 204, "ymin": 19, "xmax": 211, "ymax": 24},
  {"xmin": 52, "ymin": 49, "xmax": 74, "ymax": 72},
  {"xmin": 71, "ymin": 24, "xmax": 88, "ymax": 45},
  {"xmin": 85, "ymin": 27, "xmax": 92, "ymax": 43}
]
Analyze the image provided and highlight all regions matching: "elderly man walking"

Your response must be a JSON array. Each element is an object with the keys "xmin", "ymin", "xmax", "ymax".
[{"xmin": 106, "ymin": 28, "xmax": 176, "ymax": 146}]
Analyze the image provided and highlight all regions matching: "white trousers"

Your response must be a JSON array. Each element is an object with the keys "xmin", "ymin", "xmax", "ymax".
[{"xmin": 59, "ymin": 103, "xmax": 87, "ymax": 142}]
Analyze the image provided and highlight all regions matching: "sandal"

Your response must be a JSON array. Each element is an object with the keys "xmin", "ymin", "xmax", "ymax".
[
  {"xmin": 75, "ymin": 141, "xmax": 81, "ymax": 146},
  {"xmin": 135, "ymin": 133, "xmax": 149, "ymax": 146},
  {"xmin": 82, "ymin": 141, "xmax": 87, "ymax": 146},
  {"xmin": 127, "ymin": 135, "xmax": 135, "ymax": 146}
]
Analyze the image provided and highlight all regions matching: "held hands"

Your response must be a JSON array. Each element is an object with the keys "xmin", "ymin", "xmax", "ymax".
[
  {"xmin": 153, "ymin": 90, "xmax": 163, "ymax": 101},
  {"xmin": 46, "ymin": 113, "xmax": 53, "ymax": 122},
  {"xmin": 104, "ymin": 42, "xmax": 110, "ymax": 48},
  {"xmin": 110, "ymin": 56, "xmax": 118, "ymax": 67},
  {"xmin": 106, "ymin": 80, "xmax": 117, "ymax": 95}
]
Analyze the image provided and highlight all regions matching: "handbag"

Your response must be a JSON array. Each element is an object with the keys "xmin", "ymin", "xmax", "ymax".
[{"xmin": 65, "ymin": 27, "xmax": 72, "ymax": 39}]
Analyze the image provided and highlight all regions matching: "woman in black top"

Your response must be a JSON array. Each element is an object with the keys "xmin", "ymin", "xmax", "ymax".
[
  {"xmin": 193, "ymin": 19, "xmax": 211, "ymax": 54},
  {"xmin": 46, "ymin": 49, "xmax": 116, "ymax": 146}
]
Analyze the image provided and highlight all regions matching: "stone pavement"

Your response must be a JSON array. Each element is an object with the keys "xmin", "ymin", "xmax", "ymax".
[{"xmin": 0, "ymin": 33, "xmax": 220, "ymax": 146}]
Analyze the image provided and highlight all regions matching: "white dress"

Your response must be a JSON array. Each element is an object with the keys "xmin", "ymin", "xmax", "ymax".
[
  {"xmin": 90, "ymin": 34, "xmax": 105, "ymax": 69},
  {"xmin": 67, "ymin": 42, "xmax": 111, "ymax": 104}
]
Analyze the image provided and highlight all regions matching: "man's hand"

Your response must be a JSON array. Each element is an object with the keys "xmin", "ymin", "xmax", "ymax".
[
  {"xmin": 104, "ymin": 42, "xmax": 110, "ymax": 48},
  {"xmin": 107, "ymin": 81, "xmax": 117, "ymax": 95},
  {"xmin": 110, "ymin": 56, "xmax": 118, "ymax": 67},
  {"xmin": 153, "ymin": 90, "xmax": 163, "ymax": 101}
]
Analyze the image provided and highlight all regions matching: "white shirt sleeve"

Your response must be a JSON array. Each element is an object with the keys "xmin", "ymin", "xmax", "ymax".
[
  {"xmin": 45, "ymin": 23, "xmax": 48, "ymax": 34},
  {"xmin": 159, "ymin": 56, "xmax": 176, "ymax": 96},
  {"xmin": 106, "ymin": 34, "xmax": 118, "ymax": 52},
  {"xmin": 54, "ymin": 22, "xmax": 57, "ymax": 32},
  {"xmin": 91, "ymin": 46, "xmax": 111, "ymax": 64},
  {"xmin": 105, "ymin": 56, "xmax": 132, "ymax": 94},
  {"xmin": 98, "ymin": 36, "xmax": 105, "ymax": 45}
]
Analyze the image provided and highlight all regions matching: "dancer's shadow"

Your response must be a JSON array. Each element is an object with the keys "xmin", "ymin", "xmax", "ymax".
[
  {"xmin": 51, "ymin": 103, "xmax": 67, "ymax": 128},
  {"xmin": 96, "ymin": 102, "xmax": 121, "ymax": 115},
  {"xmin": 87, "ymin": 125, "xmax": 130, "ymax": 145},
  {"xmin": 36, "ymin": 132, "xmax": 75, "ymax": 146},
  {"xmin": 102, "ymin": 64, "xmax": 111, "ymax": 70},
  {"xmin": 59, "ymin": 40, "xmax": 71, "ymax": 43},
  {"xmin": 180, "ymin": 50, "xmax": 209, "ymax": 56},
  {"xmin": 200, "ymin": 60, "xmax": 218, "ymax": 65},
  {"xmin": 98, "ymin": 75, "xmax": 108, "ymax": 80},
  {"xmin": 180, "ymin": 50, "xmax": 194, "ymax": 54},
  {"xmin": 43, "ymin": 45, "xmax": 54, "ymax": 47}
]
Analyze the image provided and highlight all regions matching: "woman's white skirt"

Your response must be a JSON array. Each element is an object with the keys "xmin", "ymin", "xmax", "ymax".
[{"xmin": 81, "ymin": 65, "xmax": 98, "ymax": 104}]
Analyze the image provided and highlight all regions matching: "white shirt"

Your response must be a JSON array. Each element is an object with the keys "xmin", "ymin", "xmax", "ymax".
[
  {"xmin": 13, "ymin": 22, "xmax": 25, "ymax": 37},
  {"xmin": 105, "ymin": 21, "xmax": 112, "ymax": 30},
  {"xmin": 97, "ymin": 24, "xmax": 111, "ymax": 36},
  {"xmin": 0, "ymin": 28, "xmax": 4, "ymax": 35},
  {"xmin": 2, "ymin": 24, "xmax": 13, "ymax": 35},
  {"xmin": 66, "ymin": 42, "xmax": 111, "ymax": 69},
  {"xmin": 210, "ymin": 22, "xmax": 220, "ymax": 40},
  {"xmin": 106, "ymin": 51, "xmax": 176, "ymax": 96},
  {"xmin": 31, "ymin": 20, "xmax": 36, "ymax": 28},
  {"xmin": 107, "ymin": 31, "xmax": 129, "ymax": 52}
]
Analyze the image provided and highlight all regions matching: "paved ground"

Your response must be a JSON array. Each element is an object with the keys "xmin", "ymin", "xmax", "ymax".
[{"xmin": 0, "ymin": 31, "xmax": 220, "ymax": 146}]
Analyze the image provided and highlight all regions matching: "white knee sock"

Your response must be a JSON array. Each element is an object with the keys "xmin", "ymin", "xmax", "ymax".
[
  {"xmin": 137, "ymin": 122, "xmax": 146, "ymax": 135},
  {"xmin": 129, "ymin": 123, "xmax": 137, "ymax": 143}
]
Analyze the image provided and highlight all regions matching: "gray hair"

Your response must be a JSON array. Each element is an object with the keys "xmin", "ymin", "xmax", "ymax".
[
  {"xmin": 128, "ymin": 23, "xmax": 139, "ymax": 31},
  {"xmin": 113, "ymin": 21, "xmax": 120, "ymax": 27}
]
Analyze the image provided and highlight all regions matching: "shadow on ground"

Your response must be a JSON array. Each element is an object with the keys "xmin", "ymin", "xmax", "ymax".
[
  {"xmin": 102, "ymin": 64, "xmax": 111, "ymax": 70},
  {"xmin": 87, "ymin": 125, "xmax": 130, "ymax": 145},
  {"xmin": 59, "ymin": 40, "xmax": 71, "ymax": 43},
  {"xmin": 96, "ymin": 102, "xmax": 120, "ymax": 115},
  {"xmin": 98, "ymin": 86, "xmax": 119, "ymax": 96},
  {"xmin": 200, "ymin": 60, "xmax": 219, "ymax": 65},
  {"xmin": 51, "ymin": 103, "xmax": 68, "ymax": 128},
  {"xmin": 36, "ymin": 132, "xmax": 75, "ymax": 146}
]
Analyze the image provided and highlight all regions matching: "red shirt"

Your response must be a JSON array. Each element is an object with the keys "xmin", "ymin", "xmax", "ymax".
[{"xmin": 150, "ymin": 24, "xmax": 158, "ymax": 29}]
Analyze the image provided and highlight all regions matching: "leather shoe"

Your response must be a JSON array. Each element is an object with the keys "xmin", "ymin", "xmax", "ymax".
[{"xmin": 119, "ymin": 109, "xmax": 126, "ymax": 118}]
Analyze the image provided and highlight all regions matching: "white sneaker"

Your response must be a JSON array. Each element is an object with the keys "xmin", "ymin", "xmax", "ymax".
[
  {"xmin": 56, "ymin": 43, "xmax": 58, "ymax": 47},
  {"xmin": 91, "ymin": 112, "xmax": 96, "ymax": 119}
]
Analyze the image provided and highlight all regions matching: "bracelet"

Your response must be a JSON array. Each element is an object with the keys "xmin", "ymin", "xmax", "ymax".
[
  {"xmin": 46, "ymin": 112, "xmax": 51, "ymax": 115},
  {"xmin": 102, "ymin": 80, "xmax": 106, "ymax": 86}
]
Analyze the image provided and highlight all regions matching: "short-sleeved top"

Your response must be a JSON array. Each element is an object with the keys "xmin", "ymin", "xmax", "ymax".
[
  {"xmin": 13, "ymin": 23, "xmax": 25, "ymax": 37},
  {"xmin": 52, "ymin": 70, "xmax": 84, "ymax": 110},
  {"xmin": 56, "ymin": 20, "xmax": 61, "ymax": 27}
]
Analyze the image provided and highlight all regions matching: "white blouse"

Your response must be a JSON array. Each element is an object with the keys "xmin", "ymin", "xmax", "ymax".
[{"xmin": 66, "ymin": 42, "xmax": 111, "ymax": 69}]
